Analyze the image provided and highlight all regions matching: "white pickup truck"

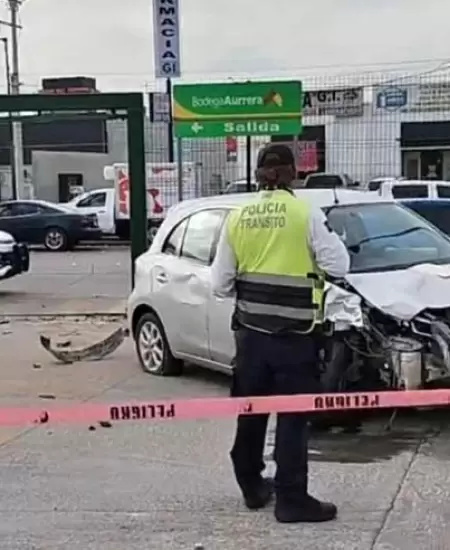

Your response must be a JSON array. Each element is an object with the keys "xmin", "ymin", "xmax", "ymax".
[
  {"xmin": 303, "ymin": 172, "xmax": 359, "ymax": 188},
  {"xmin": 65, "ymin": 162, "xmax": 199, "ymax": 241},
  {"xmin": 0, "ymin": 230, "xmax": 29, "ymax": 281}
]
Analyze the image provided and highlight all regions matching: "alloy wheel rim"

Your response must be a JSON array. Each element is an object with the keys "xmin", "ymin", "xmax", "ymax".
[
  {"xmin": 45, "ymin": 231, "xmax": 64, "ymax": 250},
  {"xmin": 138, "ymin": 321, "xmax": 164, "ymax": 372}
]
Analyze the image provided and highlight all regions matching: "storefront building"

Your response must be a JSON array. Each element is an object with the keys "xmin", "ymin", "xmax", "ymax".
[
  {"xmin": 270, "ymin": 86, "xmax": 364, "ymax": 180},
  {"xmin": 401, "ymin": 121, "xmax": 450, "ymax": 180},
  {"xmin": 371, "ymin": 82, "xmax": 450, "ymax": 182}
]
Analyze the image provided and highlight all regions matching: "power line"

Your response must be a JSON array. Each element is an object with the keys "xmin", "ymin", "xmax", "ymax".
[{"xmin": 16, "ymin": 56, "xmax": 450, "ymax": 78}]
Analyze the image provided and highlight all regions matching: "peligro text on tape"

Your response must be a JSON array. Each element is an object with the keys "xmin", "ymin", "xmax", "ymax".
[
  {"xmin": 0, "ymin": 389, "xmax": 448, "ymax": 428},
  {"xmin": 108, "ymin": 392, "xmax": 382, "ymax": 422}
]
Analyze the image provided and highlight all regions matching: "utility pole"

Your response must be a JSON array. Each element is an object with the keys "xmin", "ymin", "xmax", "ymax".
[
  {"xmin": 8, "ymin": 0, "xmax": 23, "ymax": 200},
  {"xmin": 1, "ymin": 37, "xmax": 17, "ymax": 200}
]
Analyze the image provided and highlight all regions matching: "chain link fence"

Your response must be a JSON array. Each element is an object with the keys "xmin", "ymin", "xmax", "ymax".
[
  {"xmin": 1, "ymin": 64, "xmax": 450, "ymax": 202},
  {"xmin": 146, "ymin": 65, "xmax": 450, "ymax": 198}
]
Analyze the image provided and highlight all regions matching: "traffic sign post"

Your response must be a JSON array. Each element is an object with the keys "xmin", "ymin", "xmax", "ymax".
[{"xmin": 173, "ymin": 81, "xmax": 302, "ymax": 138}]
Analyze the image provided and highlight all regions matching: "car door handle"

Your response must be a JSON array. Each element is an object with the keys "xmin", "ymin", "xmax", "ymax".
[
  {"xmin": 98, "ymin": 210, "xmax": 106, "ymax": 213},
  {"xmin": 156, "ymin": 273, "xmax": 168, "ymax": 284}
]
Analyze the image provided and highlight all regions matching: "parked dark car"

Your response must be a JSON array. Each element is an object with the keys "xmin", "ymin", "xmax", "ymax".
[
  {"xmin": 0, "ymin": 200, "xmax": 102, "ymax": 251},
  {"xmin": 401, "ymin": 199, "xmax": 450, "ymax": 236}
]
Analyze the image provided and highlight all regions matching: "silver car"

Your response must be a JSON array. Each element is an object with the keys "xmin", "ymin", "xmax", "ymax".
[{"xmin": 127, "ymin": 188, "xmax": 410, "ymax": 376}]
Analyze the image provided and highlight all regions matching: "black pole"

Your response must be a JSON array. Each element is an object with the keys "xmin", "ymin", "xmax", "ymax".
[
  {"xmin": 166, "ymin": 78, "xmax": 174, "ymax": 163},
  {"xmin": 245, "ymin": 135, "xmax": 252, "ymax": 192}
]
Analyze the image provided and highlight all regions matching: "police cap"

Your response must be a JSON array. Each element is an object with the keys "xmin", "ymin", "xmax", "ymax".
[{"xmin": 256, "ymin": 144, "xmax": 295, "ymax": 169}]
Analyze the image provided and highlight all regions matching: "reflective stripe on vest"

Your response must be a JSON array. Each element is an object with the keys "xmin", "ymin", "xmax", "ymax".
[
  {"xmin": 235, "ymin": 272, "xmax": 320, "ymax": 328},
  {"xmin": 227, "ymin": 190, "xmax": 325, "ymax": 333}
]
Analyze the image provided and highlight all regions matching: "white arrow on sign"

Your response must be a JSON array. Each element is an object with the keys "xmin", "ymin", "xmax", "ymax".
[{"xmin": 191, "ymin": 122, "xmax": 203, "ymax": 133}]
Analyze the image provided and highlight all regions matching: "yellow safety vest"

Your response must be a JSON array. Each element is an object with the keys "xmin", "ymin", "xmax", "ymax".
[{"xmin": 227, "ymin": 189, "xmax": 324, "ymax": 334}]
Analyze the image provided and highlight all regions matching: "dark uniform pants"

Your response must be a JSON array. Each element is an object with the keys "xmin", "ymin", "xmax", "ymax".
[{"xmin": 230, "ymin": 327, "xmax": 320, "ymax": 499}]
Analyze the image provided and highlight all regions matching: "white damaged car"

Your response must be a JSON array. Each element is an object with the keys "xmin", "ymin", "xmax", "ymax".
[
  {"xmin": 128, "ymin": 188, "xmax": 450, "ymax": 393},
  {"xmin": 0, "ymin": 230, "xmax": 29, "ymax": 280}
]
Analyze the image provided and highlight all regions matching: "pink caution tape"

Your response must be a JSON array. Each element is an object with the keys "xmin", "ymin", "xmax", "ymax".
[{"xmin": 0, "ymin": 389, "xmax": 448, "ymax": 427}]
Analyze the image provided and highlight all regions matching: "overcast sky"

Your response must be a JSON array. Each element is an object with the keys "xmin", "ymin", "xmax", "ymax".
[{"xmin": 0, "ymin": 0, "xmax": 448, "ymax": 93}]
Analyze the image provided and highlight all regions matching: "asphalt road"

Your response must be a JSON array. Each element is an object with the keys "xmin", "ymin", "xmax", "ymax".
[
  {"xmin": 1, "ymin": 250, "xmax": 450, "ymax": 548},
  {"xmin": 0, "ymin": 248, "xmax": 131, "ymax": 316},
  {"xmin": 0, "ymin": 317, "xmax": 448, "ymax": 549}
]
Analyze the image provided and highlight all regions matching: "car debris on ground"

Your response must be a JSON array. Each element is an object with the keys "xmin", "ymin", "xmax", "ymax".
[{"xmin": 39, "ymin": 325, "xmax": 129, "ymax": 364}]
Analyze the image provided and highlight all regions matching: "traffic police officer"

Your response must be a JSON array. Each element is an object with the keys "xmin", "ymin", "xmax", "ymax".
[{"xmin": 211, "ymin": 144, "xmax": 350, "ymax": 523}]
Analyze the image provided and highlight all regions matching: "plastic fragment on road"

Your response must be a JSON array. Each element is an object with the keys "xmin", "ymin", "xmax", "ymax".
[{"xmin": 39, "ymin": 326, "xmax": 128, "ymax": 364}]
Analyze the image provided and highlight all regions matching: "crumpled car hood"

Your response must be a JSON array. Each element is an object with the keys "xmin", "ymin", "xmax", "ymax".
[{"xmin": 346, "ymin": 263, "xmax": 450, "ymax": 321}]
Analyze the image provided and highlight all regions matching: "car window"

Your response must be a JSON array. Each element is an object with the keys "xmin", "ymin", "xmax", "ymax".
[
  {"xmin": 15, "ymin": 203, "xmax": 41, "ymax": 215},
  {"xmin": 0, "ymin": 204, "xmax": 14, "ymax": 217},
  {"xmin": 437, "ymin": 185, "xmax": 450, "ymax": 199},
  {"xmin": 326, "ymin": 202, "xmax": 450, "ymax": 273},
  {"xmin": 77, "ymin": 192, "xmax": 106, "ymax": 207},
  {"xmin": 162, "ymin": 218, "xmax": 188, "ymax": 256},
  {"xmin": 391, "ymin": 184, "xmax": 428, "ymax": 198},
  {"xmin": 305, "ymin": 175, "xmax": 343, "ymax": 188},
  {"xmin": 37, "ymin": 204, "xmax": 59, "ymax": 214},
  {"xmin": 0, "ymin": 203, "xmax": 39, "ymax": 216},
  {"xmin": 368, "ymin": 180, "xmax": 382, "ymax": 191},
  {"xmin": 181, "ymin": 209, "xmax": 227, "ymax": 265}
]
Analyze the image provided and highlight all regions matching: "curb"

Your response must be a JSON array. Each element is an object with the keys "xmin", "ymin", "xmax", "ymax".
[{"xmin": 0, "ymin": 312, "xmax": 127, "ymax": 321}]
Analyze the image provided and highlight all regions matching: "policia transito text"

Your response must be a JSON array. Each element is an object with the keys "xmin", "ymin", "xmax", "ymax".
[{"xmin": 239, "ymin": 201, "xmax": 287, "ymax": 229}]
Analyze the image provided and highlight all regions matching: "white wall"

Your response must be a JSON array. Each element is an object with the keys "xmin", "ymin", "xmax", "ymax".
[
  {"xmin": 327, "ymin": 104, "xmax": 450, "ymax": 184},
  {"xmin": 32, "ymin": 151, "xmax": 110, "ymax": 202}
]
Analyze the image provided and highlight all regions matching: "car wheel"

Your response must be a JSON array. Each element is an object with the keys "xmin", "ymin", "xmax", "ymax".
[
  {"xmin": 44, "ymin": 227, "xmax": 68, "ymax": 251},
  {"xmin": 135, "ymin": 312, "xmax": 183, "ymax": 376}
]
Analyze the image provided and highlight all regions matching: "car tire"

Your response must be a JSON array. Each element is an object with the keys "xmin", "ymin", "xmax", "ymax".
[
  {"xmin": 44, "ymin": 227, "xmax": 68, "ymax": 252},
  {"xmin": 134, "ymin": 311, "xmax": 183, "ymax": 376}
]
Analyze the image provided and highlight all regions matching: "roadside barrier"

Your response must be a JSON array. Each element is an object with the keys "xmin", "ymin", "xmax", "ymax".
[{"xmin": 0, "ymin": 389, "xmax": 449, "ymax": 428}]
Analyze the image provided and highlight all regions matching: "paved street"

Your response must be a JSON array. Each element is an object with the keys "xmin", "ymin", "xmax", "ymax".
[
  {"xmin": 0, "ymin": 317, "xmax": 449, "ymax": 549},
  {"xmin": 0, "ymin": 248, "xmax": 449, "ymax": 548},
  {"xmin": 0, "ymin": 248, "xmax": 131, "ymax": 316}
]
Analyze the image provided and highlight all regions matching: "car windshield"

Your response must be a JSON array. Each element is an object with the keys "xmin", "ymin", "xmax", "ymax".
[
  {"xmin": 325, "ymin": 202, "xmax": 450, "ymax": 273},
  {"xmin": 306, "ymin": 175, "xmax": 343, "ymax": 188}
]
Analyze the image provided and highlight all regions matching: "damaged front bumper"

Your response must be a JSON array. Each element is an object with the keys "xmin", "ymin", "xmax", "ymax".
[{"xmin": 0, "ymin": 243, "xmax": 30, "ymax": 280}]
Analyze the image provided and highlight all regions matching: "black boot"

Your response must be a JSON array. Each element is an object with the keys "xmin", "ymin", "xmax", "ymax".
[
  {"xmin": 275, "ymin": 494, "xmax": 337, "ymax": 523},
  {"xmin": 242, "ymin": 477, "xmax": 274, "ymax": 510}
]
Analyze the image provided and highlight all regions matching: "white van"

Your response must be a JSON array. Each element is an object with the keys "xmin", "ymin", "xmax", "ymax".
[{"xmin": 378, "ymin": 179, "xmax": 450, "ymax": 200}]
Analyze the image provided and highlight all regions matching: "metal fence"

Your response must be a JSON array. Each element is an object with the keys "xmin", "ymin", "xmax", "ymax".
[
  {"xmin": 1, "ymin": 63, "xmax": 450, "ymax": 201},
  {"xmin": 144, "ymin": 64, "xmax": 450, "ymax": 194}
]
